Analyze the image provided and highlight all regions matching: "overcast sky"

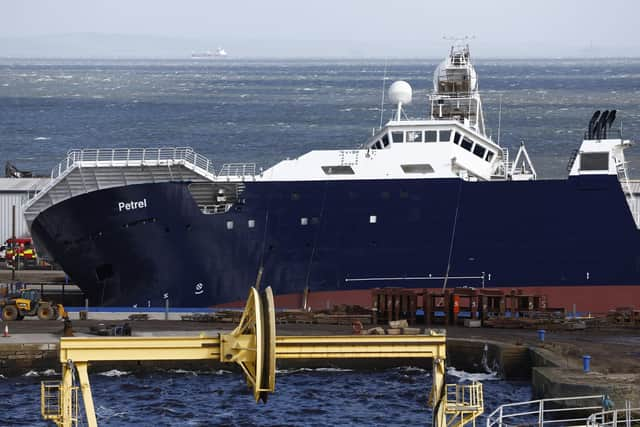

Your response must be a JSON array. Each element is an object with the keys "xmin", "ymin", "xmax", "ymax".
[{"xmin": 1, "ymin": 0, "xmax": 638, "ymax": 58}]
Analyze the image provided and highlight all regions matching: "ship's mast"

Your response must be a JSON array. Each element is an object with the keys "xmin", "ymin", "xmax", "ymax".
[{"xmin": 430, "ymin": 39, "xmax": 486, "ymax": 137}]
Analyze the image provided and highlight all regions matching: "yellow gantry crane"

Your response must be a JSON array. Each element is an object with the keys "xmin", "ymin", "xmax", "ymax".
[{"xmin": 41, "ymin": 287, "xmax": 483, "ymax": 427}]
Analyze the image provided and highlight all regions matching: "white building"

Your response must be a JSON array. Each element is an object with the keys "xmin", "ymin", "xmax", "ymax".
[{"xmin": 0, "ymin": 178, "xmax": 48, "ymax": 242}]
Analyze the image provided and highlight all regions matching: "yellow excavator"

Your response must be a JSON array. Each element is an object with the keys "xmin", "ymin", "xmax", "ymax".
[{"xmin": 0, "ymin": 289, "xmax": 65, "ymax": 321}]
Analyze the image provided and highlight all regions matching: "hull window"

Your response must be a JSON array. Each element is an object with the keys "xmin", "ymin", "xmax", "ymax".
[
  {"xmin": 226, "ymin": 221, "xmax": 234, "ymax": 230},
  {"xmin": 248, "ymin": 219, "xmax": 255, "ymax": 228},
  {"xmin": 369, "ymin": 215, "xmax": 377, "ymax": 224},
  {"xmin": 453, "ymin": 132, "xmax": 462, "ymax": 145}
]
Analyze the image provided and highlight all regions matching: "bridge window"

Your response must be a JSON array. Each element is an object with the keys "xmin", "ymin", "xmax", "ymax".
[
  {"xmin": 322, "ymin": 165, "xmax": 355, "ymax": 175},
  {"xmin": 392, "ymin": 131, "xmax": 404, "ymax": 143},
  {"xmin": 453, "ymin": 132, "xmax": 462, "ymax": 145},
  {"xmin": 461, "ymin": 137, "xmax": 473, "ymax": 151},
  {"xmin": 473, "ymin": 144, "xmax": 486, "ymax": 159},
  {"xmin": 406, "ymin": 130, "xmax": 422, "ymax": 142},
  {"xmin": 440, "ymin": 130, "xmax": 452, "ymax": 142},
  {"xmin": 381, "ymin": 134, "xmax": 389, "ymax": 147},
  {"xmin": 425, "ymin": 131, "xmax": 438, "ymax": 143},
  {"xmin": 485, "ymin": 151, "xmax": 495, "ymax": 162}
]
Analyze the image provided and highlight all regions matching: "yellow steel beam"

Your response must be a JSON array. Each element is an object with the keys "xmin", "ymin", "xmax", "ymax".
[
  {"xmin": 56, "ymin": 334, "xmax": 445, "ymax": 362},
  {"xmin": 275, "ymin": 335, "xmax": 447, "ymax": 359},
  {"xmin": 58, "ymin": 336, "xmax": 222, "ymax": 362}
]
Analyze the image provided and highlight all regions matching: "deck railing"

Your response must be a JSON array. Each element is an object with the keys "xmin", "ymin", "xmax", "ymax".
[
  {"xmin": 25, "ymin": 147, "xmax": 216, "ymax": 210},
  {"xmin": 218, "ymin": 162, "xmax": 257, "ymax": 177},
  {"xmin": 61, "ymin": 147, "xmax": 214, "ymax": 176},
  {"xmin": 587, "ymin": 401, "xmax": 640, "ymax": 426},
  {"xmin": 486, "ymin": 394, "xmax": 605, "ymax": 427}
]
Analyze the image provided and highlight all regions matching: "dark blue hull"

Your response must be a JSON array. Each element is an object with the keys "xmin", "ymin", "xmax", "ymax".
[{"xmin": 30, "ymin": 175, "xmax": 640, "ymax": 307}]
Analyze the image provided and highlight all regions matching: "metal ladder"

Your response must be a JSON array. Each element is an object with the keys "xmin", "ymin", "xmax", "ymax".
[
  {"xmin": 616, "ymin": 160, "xmax": 639, "ymax": 227},
  {"xmin": 566, "ymin": 148, "xmax": 579, "ymax": 173},
  {"xmin": 492, "ymin": 147, "xmax": 511, "ymax": 179},
  {"xmin": 445, "ymin": 382, "xmax": 484, "ymax": 427}
]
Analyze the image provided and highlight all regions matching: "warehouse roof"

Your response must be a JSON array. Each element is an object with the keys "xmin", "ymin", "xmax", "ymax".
[{"xmin": 0, "ymin": 178, "xmax": 49, "ymax": 193}]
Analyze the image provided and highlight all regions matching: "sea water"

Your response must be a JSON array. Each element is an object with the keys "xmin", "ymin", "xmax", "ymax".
[{"xmin": 0, "ymin": 366, "xmax": 531, "ymax": 426}]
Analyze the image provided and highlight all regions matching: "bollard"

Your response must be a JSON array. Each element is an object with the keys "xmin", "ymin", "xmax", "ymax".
[
  {"xmin": 583, "ymin": 355, "xmax": 591, "ymax": 372},
  {"xmin": 165, "ymin": 298, "xmax": 169, "ymax": 320},
  {"xmin": 537, "ymin": 329, "xmax": 546, "ymax": 342}
]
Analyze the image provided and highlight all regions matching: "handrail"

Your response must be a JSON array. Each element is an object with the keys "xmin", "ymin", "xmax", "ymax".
[
  {"xmin": 218, "ymin": 162, "xmax": 257, "ymax": 177},
  {"xmin": 486, "ymin": 394, "xmax": 604, "ymax": 427},
  {"xmin": 62, "ymin": 147, "xmax": 214, "ymax": 175},
  {"xmin": 25, "ymin": 147, "xmax": 217, "ymax": 210},
  {"xmin": 587, "ymin": 402, "xmax": 640, "ymax": 426}
]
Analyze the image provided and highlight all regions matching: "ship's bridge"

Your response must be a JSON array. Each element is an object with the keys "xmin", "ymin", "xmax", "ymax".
[{"xmin": 260, "ymin": 119, "xmax": 512, "ymax": 182}]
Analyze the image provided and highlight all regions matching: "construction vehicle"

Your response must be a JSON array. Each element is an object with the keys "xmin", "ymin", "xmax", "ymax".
[{"xmin": 0, "ymin": 289, "xmax": 65, "ymax": 321}]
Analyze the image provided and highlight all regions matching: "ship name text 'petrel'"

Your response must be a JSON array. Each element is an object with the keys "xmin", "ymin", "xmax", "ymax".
[{"xmin": 117, "ymin": 199, "xmax": 147, "ymax": 212}]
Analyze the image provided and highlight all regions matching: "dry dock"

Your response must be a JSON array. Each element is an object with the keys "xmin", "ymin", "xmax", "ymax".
[{"xmin": 1, "ymin": 319, "xmax": 639, "ymax": 407}]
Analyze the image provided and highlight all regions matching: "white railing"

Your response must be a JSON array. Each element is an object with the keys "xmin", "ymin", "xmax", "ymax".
[
  {"xmin": 218, "ymin": 163, "xmax": 257, "ymax": 177},
  {"xmin": 62, "ymin": 147, "xmax": 214, "ymax": 175},
  {"xmin": 587, "ymin": 401, "xmax": 640, "ymax": 426},
  {"xmin": 25, "ymin": 147, "xmax": 217, "ymax": 211},
  {"xmin": 486, "ymin": 395, "xmax": 605, "ymax": 427}
]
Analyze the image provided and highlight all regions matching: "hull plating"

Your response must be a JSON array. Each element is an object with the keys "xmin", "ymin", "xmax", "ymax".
[{"xmin": 30, "ymin": 175, "xmax": 640, "ymax": 309}]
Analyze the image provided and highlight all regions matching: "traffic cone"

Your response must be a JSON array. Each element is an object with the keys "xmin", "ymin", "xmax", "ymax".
[{"xmin": 2, "ymin": 324, "xmax": 9, "ymax": 338}]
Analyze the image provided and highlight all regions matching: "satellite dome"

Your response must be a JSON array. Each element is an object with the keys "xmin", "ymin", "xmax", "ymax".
[{"xmin": 388, "ymin": 80, "xmax": 412, "ymax": 105}]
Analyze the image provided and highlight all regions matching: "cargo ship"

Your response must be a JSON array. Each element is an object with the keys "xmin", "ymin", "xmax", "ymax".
[{"xmin": 23, "ymin": 44, "xmax": 640, "ymax": 312}]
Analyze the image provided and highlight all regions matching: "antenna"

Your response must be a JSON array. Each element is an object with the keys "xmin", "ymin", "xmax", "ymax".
[
  {"xmin": 379, "ymin": 60, "xmax": 388, "ymax": 129},
  {"xmin": 497, "ymin": 93, "xmax": 503, "ymax": 145},
  {"xmin": 442, "ymin": 35, "xmax": 476, "ymax": 47}
]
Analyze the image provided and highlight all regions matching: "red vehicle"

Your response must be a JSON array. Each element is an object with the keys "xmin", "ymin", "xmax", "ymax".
[{"xmin": 2, "ymin": 237, "xmax": 38, "ymax": 267}]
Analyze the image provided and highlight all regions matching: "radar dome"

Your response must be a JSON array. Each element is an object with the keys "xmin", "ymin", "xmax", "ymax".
[{"xmin": 388, "ymin": 80, "xmax": 412, "ymax": 105}]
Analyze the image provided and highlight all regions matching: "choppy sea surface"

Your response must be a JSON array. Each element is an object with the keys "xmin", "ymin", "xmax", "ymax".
[
  {"xmin": 1, "ymin": 58, "xmax": 640, "ymax": 178},
  {"xmin": 0, "ymin": 366, "xmax": 530, "ymax": 426}
]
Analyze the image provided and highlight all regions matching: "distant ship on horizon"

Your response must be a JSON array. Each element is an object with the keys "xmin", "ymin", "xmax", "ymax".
[{"xmin": 191, "ymin": 47, "xmax": 228, "ymax": 58}]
